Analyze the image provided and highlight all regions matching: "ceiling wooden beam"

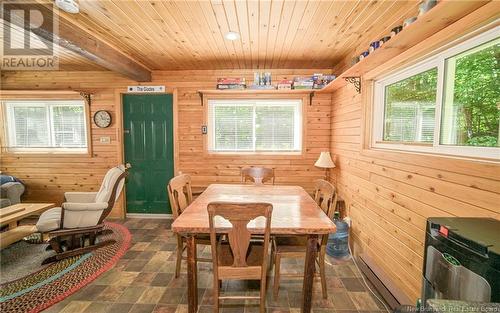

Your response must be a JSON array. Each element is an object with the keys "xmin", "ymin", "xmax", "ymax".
[{"xmin": 3, "ymin": 2, "xmax": 151, "ymax": 81}]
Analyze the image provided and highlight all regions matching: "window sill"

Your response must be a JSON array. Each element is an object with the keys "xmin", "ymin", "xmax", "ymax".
[
  {"xmin": 374, "ymin": 141, "xmax": 433, "ymax": 147},
  {"xmin": 2, "ymin": 148, "xmax": 90, "ymax": 156},
  {"xmin": 205, "ymin": 151, "xmax": 304, "ymax": 158},
  {"xmin": 368, "ymin": 143, "xmax": 500, "ymax": 162}
]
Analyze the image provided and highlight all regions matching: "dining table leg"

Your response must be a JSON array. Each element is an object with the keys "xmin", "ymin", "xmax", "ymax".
[
  {"xmin": 302, "ymin": 234, "xmax": 319, "ymax": 313},
  {"xmin": 186, "ymin": 234, "xmax": 198, "ymax": 313}
]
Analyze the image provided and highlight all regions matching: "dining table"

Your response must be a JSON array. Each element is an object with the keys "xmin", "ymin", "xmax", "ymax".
[{"xmin": 171, "ymin": 183, "xmax": 337, "ymax": 313}]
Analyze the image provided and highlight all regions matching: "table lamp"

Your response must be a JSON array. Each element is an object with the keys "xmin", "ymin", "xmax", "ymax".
[{"xmin": 314, "ymin": 151, "xmax": 335, "ymax": 180}]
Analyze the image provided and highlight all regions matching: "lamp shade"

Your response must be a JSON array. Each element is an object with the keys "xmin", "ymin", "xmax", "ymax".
[{"xmin": 314, "ymin": 152, "xmax": 335, "ymax": 168}]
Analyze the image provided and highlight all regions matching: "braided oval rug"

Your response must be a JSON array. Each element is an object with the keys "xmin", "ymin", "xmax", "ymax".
[{"xmin": 0, "ymin": 222, "xmax": 131, "ymax": 313}]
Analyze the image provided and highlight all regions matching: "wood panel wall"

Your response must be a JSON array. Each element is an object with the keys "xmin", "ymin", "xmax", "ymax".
[
  {"xmin": 330, "ymin": 79, "xmax": 500, "ymax": 304},
  {"xmin": 328, "ymin": 6, "xmax": 500, "ymax": 303},
  {"xmin": 0, "ymin": 69, "xmax": 332, "ymax": 217}
]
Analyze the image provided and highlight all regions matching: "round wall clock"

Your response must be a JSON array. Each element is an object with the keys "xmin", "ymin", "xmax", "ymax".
[{"xmin": 93, "ymin": 110, "xmax": 112, "ymax": 128}]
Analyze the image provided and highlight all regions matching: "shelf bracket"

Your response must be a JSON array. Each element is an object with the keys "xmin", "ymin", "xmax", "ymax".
[
  {"xmin": 344, "ymin": 77, "xmax": 361, "ymax": 94},
  {"xmin": 309, "ymin": 91, "xmax": 315, "ymax": 106},
  {"xmin": 79, "ymin": 92, "xmax": 92, "ymax": 106},
  {"xmin": 198, "ymin": 91, "xmax": 204, "ymax": 106}
]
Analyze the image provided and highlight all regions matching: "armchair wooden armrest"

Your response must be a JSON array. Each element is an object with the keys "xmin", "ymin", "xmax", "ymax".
[{"xmin": 48, "ymin": 224, "xmax": 104, "ymax": 237}]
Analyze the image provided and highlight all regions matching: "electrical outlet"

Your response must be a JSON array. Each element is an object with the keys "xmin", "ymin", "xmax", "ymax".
[
  {"xmin": 201, "ymin": 125, "xmax": 207, "ymax": 134},
  {"xmin": 99, "ymin": 136, "xmax": 111, "ymax": 144}
]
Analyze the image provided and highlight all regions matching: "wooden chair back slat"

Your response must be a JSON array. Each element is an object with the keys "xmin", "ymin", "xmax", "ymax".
[
  {"xmin": 313, "ymin": 179, "xmax": 337, "ymax": 246},
  {"xmin": 228, "ymin": 219, "xmax": 251, "ymax": 267},
  {"xmin": 167, "ymin": 174, "xmax": 193, "ymax": 219},
  {"xmin": 207, "ymin": 202, "xmax": 272, "ymax": 268},
  {"xmin": 240, "ymin": 167, "xmax": 275, "ymax": 185},
  {"xmin": 313, "ymin": 179, "xmax": 336, "ymax": 215}
]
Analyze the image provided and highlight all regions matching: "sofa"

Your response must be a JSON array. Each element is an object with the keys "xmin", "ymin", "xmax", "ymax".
[{"xmin": 0, "ymin": 175, "xmax": 25, "ymax": 208}]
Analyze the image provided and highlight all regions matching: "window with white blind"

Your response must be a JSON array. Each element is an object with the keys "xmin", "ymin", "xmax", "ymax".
[
  {"xmin": 3, "ymin": 100, "xmax": 88, "ymax": 153},
  {"xmin": 207, "ymin": 99, "xmax": 302, "ymax": 153},
  {"xmin": 373, "ymin": 27, "xmax": 499, "ymax": 159}
]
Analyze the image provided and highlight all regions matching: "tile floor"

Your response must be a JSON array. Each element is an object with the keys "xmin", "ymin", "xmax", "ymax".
[{"xmin": 42, "ymin": 218, "xmax": 388, "ymax": 313}]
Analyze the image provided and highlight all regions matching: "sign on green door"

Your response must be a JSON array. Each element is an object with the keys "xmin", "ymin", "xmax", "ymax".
[{"xmin": 123, "ymin": 94, "xmax": 174, "ymax": 214}]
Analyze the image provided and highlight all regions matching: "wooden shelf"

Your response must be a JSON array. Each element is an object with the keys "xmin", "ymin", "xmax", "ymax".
[
  {"xmin": 197, "ymin": 89, "xmax": 315, "ymax": 95},
  {"xmin": 317, "ymin": 0, "xmax": 487, "ymax": 93},
  {"xmin": 197, "ymin": 88, "xmax": 317, "ymax": 106}
]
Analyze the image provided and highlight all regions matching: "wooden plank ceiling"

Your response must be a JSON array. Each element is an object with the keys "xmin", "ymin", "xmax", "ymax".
[{"xmin": 3, "ymin": 0, "xmax": 421, "ymax": 71}]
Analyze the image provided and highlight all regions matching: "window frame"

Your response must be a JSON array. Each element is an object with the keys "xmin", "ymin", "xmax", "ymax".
[
  {"xmin": 204, "ymin": 96, "xmax": 305, "ymax": 156},
  {"xmin": 372, "ymin": 26, "xmax": 500, "ymax": 160},
  {"xmin": 2, "ymin": 99, "xmax": 91, "ymax": 154}
]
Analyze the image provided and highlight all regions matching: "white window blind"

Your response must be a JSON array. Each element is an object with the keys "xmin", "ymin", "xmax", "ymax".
[
  {"xmin": 208, "ymin": 99, "xmax": 302, "ymax": 153},
  {"xmin": 4, "ymin": 100, "xmax": 88, "ymax": 152}
]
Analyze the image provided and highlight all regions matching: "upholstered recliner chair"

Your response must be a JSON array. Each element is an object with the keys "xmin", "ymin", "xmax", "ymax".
[
  {"xmin": 0, "ymin": 175, "xmax": 25, "ymax": 208},
  {"xmin": 36, "ymin": 165, "xmax": 128, "ymax": 264}
]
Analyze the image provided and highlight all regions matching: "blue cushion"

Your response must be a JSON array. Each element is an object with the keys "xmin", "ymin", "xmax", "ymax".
[{"xmin": 0, "ymin": 175, "xmax": 23, "ymax": 186}]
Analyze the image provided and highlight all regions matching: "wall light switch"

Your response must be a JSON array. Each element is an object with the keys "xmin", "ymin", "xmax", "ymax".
[
  {"xmin": 99, "ymin": 136, "xmax": 111, "ymax": 144},
  {"xmin": 201, "ymin": 125, "xmax": 208, "ymax": 134}
]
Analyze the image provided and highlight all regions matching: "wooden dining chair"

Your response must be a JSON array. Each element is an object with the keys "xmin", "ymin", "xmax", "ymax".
[
  {"xmin": 241, "ymin": 167, "xmax": 275, "ymax": 185},
  {"xmin": 208, "ymin": 201, "xmax": 273, "ymax": 313},
  {"xmin": 167, "ymin": 174, "xmax": 212, "ymax": 278},
  {"xmin": 271, "ymin": 179, "xmax": 337, "ymax": 299}
]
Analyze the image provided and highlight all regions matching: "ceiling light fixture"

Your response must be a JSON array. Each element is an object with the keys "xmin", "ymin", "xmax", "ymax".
[
  {"xmin": 55, "ymin": 0, "xmax": 80, "ymax": 14},
  {"xmin": 224, "ymin": 31, "xmax": 240, "ymax": 41}
]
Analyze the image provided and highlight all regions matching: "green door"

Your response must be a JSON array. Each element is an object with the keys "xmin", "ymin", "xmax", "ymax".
[{"xmin": 123, "ymin": 94, "xmax": 174, "ymax": 214}]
